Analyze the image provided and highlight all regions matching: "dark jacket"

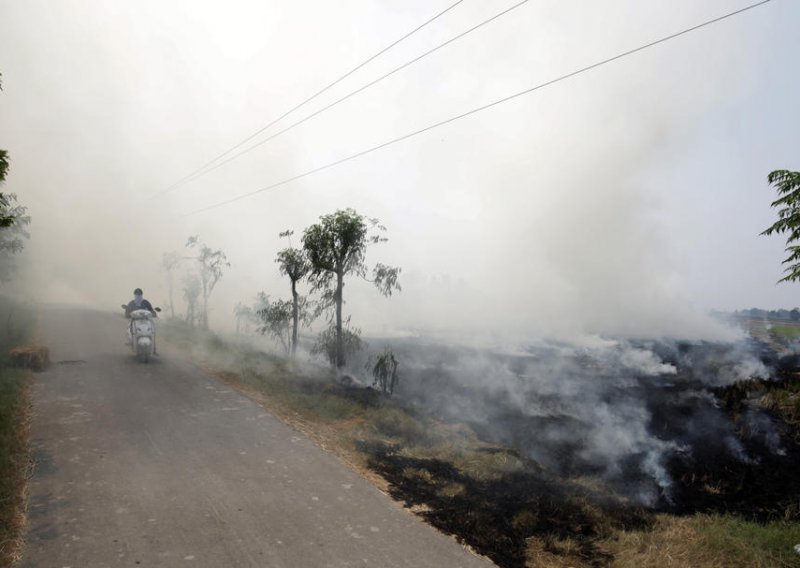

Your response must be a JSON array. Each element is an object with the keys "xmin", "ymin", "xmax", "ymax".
[{"xmin": 125, "ymin": 299, "xmax": 156, "ymax": 318}]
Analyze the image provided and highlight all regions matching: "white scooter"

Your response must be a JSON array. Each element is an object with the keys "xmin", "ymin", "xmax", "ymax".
[{"xmin": 122, "ymin": 305, "xmax": 161, "ymax": 363}]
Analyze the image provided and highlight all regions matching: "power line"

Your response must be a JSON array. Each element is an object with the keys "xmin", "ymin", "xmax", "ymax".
[
  {"xmin": 170, "ymin": 0, "xmax": 530, "ymax": 189},
  {"xmin": 182, "ymin": 0, "xmax": 773, "ymax": 218},
  {"xmin": 158, "ymin": 0, "xmax": 467, "ymax": 195}
]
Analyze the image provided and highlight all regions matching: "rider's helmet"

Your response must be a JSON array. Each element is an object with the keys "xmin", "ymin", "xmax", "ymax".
[{"xmin": 134, "ymin": 288, "xmax": 143, "ymax": 295}]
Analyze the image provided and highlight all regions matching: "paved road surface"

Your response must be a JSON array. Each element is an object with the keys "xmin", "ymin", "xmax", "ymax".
[{"xmin": 22, "ymin": 307, "xmax": 493, "ymax": 567}]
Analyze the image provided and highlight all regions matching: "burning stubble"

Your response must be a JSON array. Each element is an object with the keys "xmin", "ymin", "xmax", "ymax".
[{"xmin": 364, "ymin": 335, "xmax": 791, "ymax": 508}]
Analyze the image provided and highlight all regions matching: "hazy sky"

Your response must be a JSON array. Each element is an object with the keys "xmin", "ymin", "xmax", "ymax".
[{"xmin": 0, "ymin": 0, "xmax": 798, "ymax": 340}]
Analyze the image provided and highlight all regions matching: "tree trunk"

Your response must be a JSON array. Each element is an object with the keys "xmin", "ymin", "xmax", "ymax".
[
  {"xmin": 291, "ymin": 279, "xmax": 299, "ymax": 357},
  {"xmin": 335, "ymin": 270, "xmax": 344, "ymax": 368},
  {"xmin": 168, "ymin": 272, "xmax": 175, "ymax": 320},
  {"xmin": 201, "ymin": 278, "xmax": 209, "ymax": 330}
]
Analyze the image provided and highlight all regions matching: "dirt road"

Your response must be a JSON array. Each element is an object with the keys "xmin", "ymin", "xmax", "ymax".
[{"xmin": 22, "ymin": 307, "xmax": 492, "ymax": 567}]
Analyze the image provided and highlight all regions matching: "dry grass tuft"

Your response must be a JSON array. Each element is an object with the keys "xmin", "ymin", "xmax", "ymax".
[
  {"xmin": 604, "ymin": 514, "xmax": 800, "ymax": 568},
  {"xmin": 9, "ymin": 344, "xmax": 50, "ymax": 372}
]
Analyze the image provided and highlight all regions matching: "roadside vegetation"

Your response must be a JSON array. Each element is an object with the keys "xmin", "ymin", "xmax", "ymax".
[
  {"xmin": 161, "ymin": 320, "xmax": 800, "ymax": 568},
  {"xmin": 0, "ymin": 73, "xmax": 36, "ymax": 567},
  {"xmin": 0, "ymin": 296, "xmax": 36, "ymax": 568}
]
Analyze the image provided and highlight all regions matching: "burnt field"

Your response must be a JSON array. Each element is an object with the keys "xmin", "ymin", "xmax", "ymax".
[{"xmin": 349, "ymin": 334, "xmax": 800, "ymax": 567}]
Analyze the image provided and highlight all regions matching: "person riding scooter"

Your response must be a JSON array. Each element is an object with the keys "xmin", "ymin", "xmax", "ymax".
[
  {"xmin": 124, "ymin": 288, "xmax": 158, "ymax": 355},
  {"xmin": 124, "ymin": 288, "xmax": 157, "ymax": 317}
]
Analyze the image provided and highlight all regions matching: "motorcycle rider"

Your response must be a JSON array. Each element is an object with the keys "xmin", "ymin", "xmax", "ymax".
[
  {"xmin": 125, "ymin": 288, "xmax": 157, "ymax": 317},
  {"xmin": 124, "ymin": 288, "xmax": 158, "ymax": 354}
]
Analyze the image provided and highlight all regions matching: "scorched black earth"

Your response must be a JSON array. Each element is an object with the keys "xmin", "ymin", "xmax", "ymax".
[{"xmin": 352, "ymin": 337, "xmax": 800, "ymax": 568}]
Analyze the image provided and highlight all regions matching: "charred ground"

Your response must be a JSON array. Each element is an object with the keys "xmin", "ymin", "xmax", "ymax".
[{"xmin": 351, "ymin": 338, "xmax": 800, "ymax": 567}]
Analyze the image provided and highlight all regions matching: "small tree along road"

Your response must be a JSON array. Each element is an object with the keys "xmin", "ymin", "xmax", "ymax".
[
  {"xmin": 762, "ymin": 169, "xmax": 800, "ymax": 282},
  {"xmin": 275, "ymin": 230, "xmax": 310, "ymax": 356},
  {"xmin": 0, "ymin": 74, "xmax": 30, "ymax": 282},
  {"xmin": 186, "ymin": 235, "xmax": 230, "ymax": 330},
  {"xmin": 302, "ymin": 209, "xmax": 400, "ymax": 369}
]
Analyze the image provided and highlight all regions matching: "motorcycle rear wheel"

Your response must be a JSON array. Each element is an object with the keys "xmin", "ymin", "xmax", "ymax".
[{"xmin": 137, "ymin": 347, "xmax": 150, "ymax": 364}]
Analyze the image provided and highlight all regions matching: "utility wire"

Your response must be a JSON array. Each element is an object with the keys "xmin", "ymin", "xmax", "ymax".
[
  {"xmin": 158, "ymin": 0, "xmax": 467, "ymax": 195},
  {"xmin": 182, "ymin": 0, "xmax": 773, "ymax": 218},
  {"xmin": 170, "ymin": 0, "xmax": 530, "ymax": 189}
]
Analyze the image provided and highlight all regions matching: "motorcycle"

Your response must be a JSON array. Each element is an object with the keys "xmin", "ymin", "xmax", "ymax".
[{"xmin": 122, "ymin": 305, "xmax": 161, "ymax": 363}]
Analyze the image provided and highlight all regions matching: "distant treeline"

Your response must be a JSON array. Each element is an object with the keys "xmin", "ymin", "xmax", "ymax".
[{"xmin": 731, "ymin": 308, "xmax": 800, "ymax": 321}]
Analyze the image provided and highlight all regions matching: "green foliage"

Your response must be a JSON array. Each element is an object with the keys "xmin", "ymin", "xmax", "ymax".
[
  {"xmin": 302, "ymin": 208, "xmax": 400, "ymax": 367},
  {"xmin": 0, "ymin": 194, "xmax": 30, "ymax": 283},
  {"xmin": 0, "ymin": 149, "xmax": 9, "ymax": 186},
  {"xmin": 0, "ymin": 78, "xmax": 29, "ymax": 250},
  {"xmin": 761, "ymin": 169, "xmax": 800, "ymax": 282},
  {"xmin": 373, "ymin": 263, "xmax": 402, "ymax": 297},
  {"xmin": 256, "ymin": 297, "xmax": 294, "ymax": 354},
  {"xmin": 276, "ymin": 230, "xmax": 313, "ymax": 356},
  {"xmin": 0, "ymin": 108, "xmax": 30, "ymax": 280},
  {"xmin": 276, "ymin": 246, "xmax": 310, "ymax": 284},
  {"xmin": 311, "ymin": 324, "xmax": 363, "ymax": 367},
  {"xmin": 370, "ymin": 347, "xmax": 399, "ymax": 396},
  {"xmin": 302, "ymin": 209, "xmax": 370, "ymax": 283}
]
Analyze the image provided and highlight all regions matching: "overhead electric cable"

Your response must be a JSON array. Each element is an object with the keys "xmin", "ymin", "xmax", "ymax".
[
  {"xmin": 182, "ymin": 0, "xmax": 773, "ymax": 218},
  {"xmin": 158, "ymin": 0, "xmax": 467, "ymax": 195},
  {"xmin": 170, "ymin": 0, "xmax": 530, "ymax": 188}
]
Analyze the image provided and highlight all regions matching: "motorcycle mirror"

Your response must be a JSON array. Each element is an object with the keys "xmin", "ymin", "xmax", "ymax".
[
  {"xmin": 120, "ymin": 304, "xmax": 127, "ymax": 310},
  {"xmin": 155, "ymin": 307, "xmax": 162, "ymax": 312}
]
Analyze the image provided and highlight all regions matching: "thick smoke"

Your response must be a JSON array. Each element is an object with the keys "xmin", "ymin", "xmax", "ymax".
[
  {"xmin": 0, "ymin": 0, "xmax": 796, "ymax": 336},
  {"xmin": 1, "ymin": 0, "xmax": 797, "ymax": 509},
  {"xmin": 352, "ymin": 334, "xmax": 785, "ymax": 506}
]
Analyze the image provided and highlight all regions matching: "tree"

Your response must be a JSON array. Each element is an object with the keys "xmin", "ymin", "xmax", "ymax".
[
  {"xmin": 255, "ymin": 296, "xmax": 294, "ymax": 354},
  {"xmin": 275, "ymin": 230, "xmax": 310, "ymax": 356},
  {"xmin": 0, "ymin": 75, "xmax": 30, "ymax": 280},
  {"xmin": 761, "ymin": 170, "xmax": 800, "ymax": 282},
  {"xmin": 182, "ymin": 274, "xmax": 201, "ymax": 327},
  {"xmin": 186, "ymin": 235, "xmax": 230, "ymax": 330},
  {"xmin": 161, "ymin": 251, "xmax": 182, "ymax": 319},
  {"xmin": 233, "ymin": 302, "xmax": 254, "ymax": 335},
  {"xmin": 311, "ymin": 323, "xmax": 363, "ymax": 367},
  {"xmin": 302, "ymin": 208, "xmax": 400, "ymax": 368}
]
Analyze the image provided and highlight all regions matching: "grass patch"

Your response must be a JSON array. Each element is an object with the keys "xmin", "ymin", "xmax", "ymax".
[
  {"xmin": 0, "ymin": 296, "xmax": 36, "ymax": 567},
  {"xmin": 763, "ymin": 382, "xmax": 800, "ymax": 431},
  {"xmin": 771, "ymin": 324, "xmax": 800, "ymax": 343},
  {"xmin": 605, "ymin": 514, "xmax": 800, "ymax": 568},
  {"xmin": 0, "ymin": 368, "xmax": 30, "ymax": 567}
]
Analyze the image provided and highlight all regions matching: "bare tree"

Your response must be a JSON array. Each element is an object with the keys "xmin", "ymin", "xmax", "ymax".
[
  {"xmin": 233, "ymin": 302, "xmax": 254, "ymax": 335},
  {"xmin": 182, "ymin": 273, "xmax": 201, "ymax": 328},
  {"xmin": 186, "ymin": 235, "xmax": 230, "ymax": 330},
  {"xmin": 161, "ymin": 251, "xmax": 181, "ymax": 319}
]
